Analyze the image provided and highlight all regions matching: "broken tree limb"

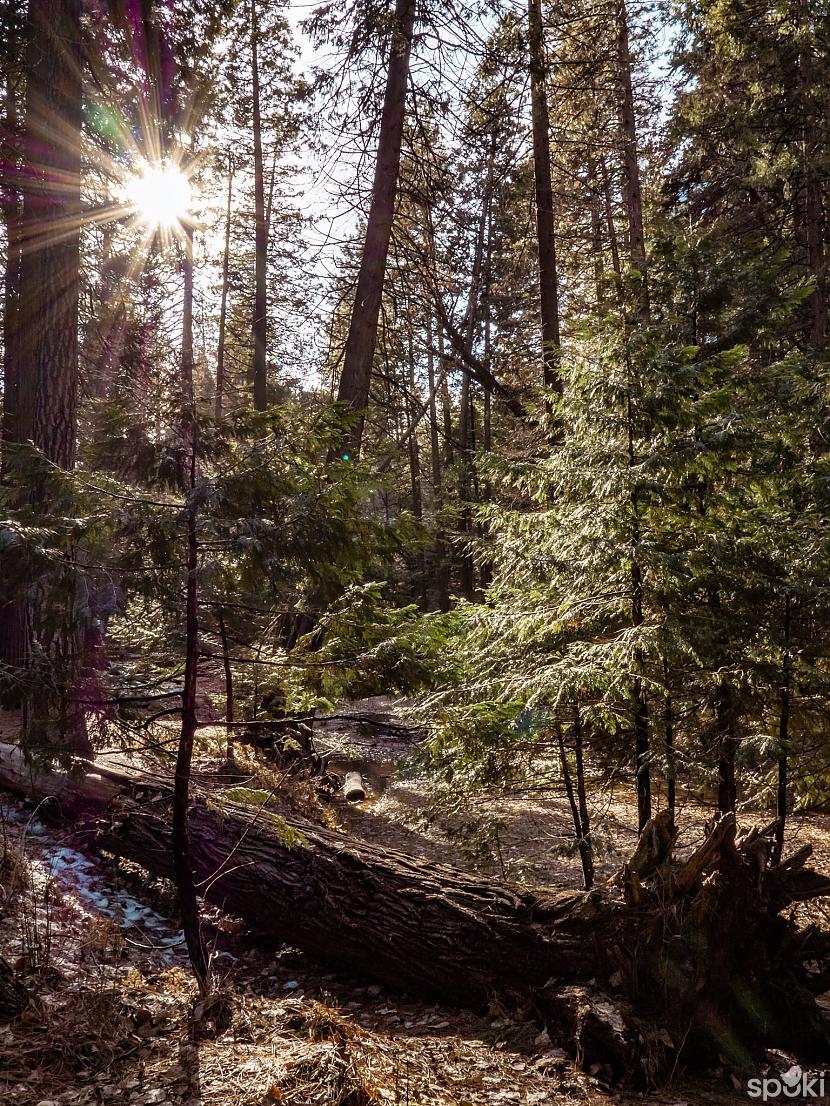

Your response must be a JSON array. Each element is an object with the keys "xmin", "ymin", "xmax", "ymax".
[{"xmin": 1, "ymin": 742, "xmax": 829, "ymax": 1082}]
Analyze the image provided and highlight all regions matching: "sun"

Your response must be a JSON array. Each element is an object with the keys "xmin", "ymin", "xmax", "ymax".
[{"xmin": 124, "ymin": 161, "xmax": 192, "ymax": 229}]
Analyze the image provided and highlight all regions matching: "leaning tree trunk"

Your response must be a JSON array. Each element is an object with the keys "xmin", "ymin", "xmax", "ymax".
[
  {"xmin": 1, "ymin": 745, "xmax": 829, "ymax": 1083},
  {"xmin": 334, "ymin": 0, "xmax": 416, "ymax": 458}
]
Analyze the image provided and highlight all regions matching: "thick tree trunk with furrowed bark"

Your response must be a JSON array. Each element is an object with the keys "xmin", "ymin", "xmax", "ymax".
[{"xmin": 1, "ymin": 746, "xmax": 830, "ymax": 1083}]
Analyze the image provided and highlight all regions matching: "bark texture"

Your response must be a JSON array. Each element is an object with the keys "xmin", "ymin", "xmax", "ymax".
[
  {"xmin": 0, "ymin": 0, "xmax": 83, "ymax": 702},
  {"xmin": 1, "ymin": 746, "xmax": 829, "ymax": 1083},
  {"xmin": 335, "ymin": 0, "xmax": 416, "ymax": 456},
  {"xmin": 527, "ymin": 0, "xmax": 562, "ymax": 391},
  {"xmin": 14, "ymin": 0, "xmax": 83, "ymax": 468}
]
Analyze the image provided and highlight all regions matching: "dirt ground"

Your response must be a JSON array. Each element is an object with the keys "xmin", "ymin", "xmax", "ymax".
[{"xmin": 0, "ymin": 702, "xmax": 825, "ymax": 1106}]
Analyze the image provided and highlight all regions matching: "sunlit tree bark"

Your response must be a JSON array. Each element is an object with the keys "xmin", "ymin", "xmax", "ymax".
[{"xmin": 335, "ymin": 0, "xmax": 416, "ymax": 457}]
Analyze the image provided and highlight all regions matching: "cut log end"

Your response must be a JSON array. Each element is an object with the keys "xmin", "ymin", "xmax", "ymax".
[{"xmin": 343, "ymin": 771, "xmax": 366, "ymax": 802}]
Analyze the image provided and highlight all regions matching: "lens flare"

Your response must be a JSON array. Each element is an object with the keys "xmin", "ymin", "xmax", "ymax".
[{"xmin": 124, "ymin": 161, "xmax": 191, "ymax": 229}]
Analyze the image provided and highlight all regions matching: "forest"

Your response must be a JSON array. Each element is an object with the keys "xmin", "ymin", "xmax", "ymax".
[{"xmin": 1, "ymin": 0, "xmax": 830, "ymax": 1102}]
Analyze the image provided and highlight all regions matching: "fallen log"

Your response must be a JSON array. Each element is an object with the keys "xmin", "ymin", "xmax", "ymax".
[
  {"xmin": 1, "ymin": 743, "xmax": 829, "ymax": 1082},
  {"xmin": 343, "ymin": 771, "xmax": 366, "ymax": 802}
]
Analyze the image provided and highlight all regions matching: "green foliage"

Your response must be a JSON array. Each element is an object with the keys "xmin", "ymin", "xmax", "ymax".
[
  {"xmin": 293, "ymin": 582, "xmax": 455, "ymax": 702},
  {"xmin": 210, "ymin": 789, "xmax": 309, "ymax": 848}
]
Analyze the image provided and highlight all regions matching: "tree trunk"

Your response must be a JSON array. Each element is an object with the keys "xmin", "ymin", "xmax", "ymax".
[
  {"xmin": 774, "ymin": 594, "xmax": 792, "ymax": 864},
  {"xmin": 0, "ymin": 21, "xmax": 26, "ymax": 696},
  {"xmin": 2, "ymin": 750, "xmax": 830, "ymax": 1081},
  {"xmin": 334, "ymin": 0, "xmax": 416, "ymax": 458},
  {"xmin": 215, "ymin": 156, "xmax": 234, "ymax": 419},
  {"xmin": 426, "ymin": 311, "xmax": 450, "ymax": 611},
  {"xmin": 0, "ymin": 0, "xmax": 83, "ymax": 712},
  {"xmin": 180, "ymin": 222, "xmax": 195, "ymax": 456},
  {"xmin": 2, "ymin": 24, "xmax": 21, "ymax": 460},
  {"xmin": 588, "ymin": 155, "xmax": 605, "ymax": 308},
  {"xmin": 217, "ymin": 606, "xmax": 235, "ymax": 762},
  {"xmin": 663, "ymin": 658, "xmax": 676, "ymax": 819},
  {"xmin": 173, "ymin": 476, "xmax": 210, "ymax": 994},
  {"xmin": 572, "ymin": 711, "xmax": 594, "ymax": 890},
  {"xmin": 557, "ymin": 724, "xmax": 593, "ymax": 891},
  {"xmin": 251, "ymin": 1, "xmax": 268, "ymax": 412},
  {"xmin": 615, "ymin": 0, "xmax": 649, "ymax": 318},
  {"xmin": 527, "ymin": 0, "xmax": 562, "ymax": 392},
  {"xmin": 456, "ymin": 139, "xmax": 495, "ymax": 602},
  {"xmin": 14, "ymin": 0, "xmax": 83, "ymax": 468},
  {"xmin": 628, "ymin": 395, "xmax": 650, "ymax": 832}
]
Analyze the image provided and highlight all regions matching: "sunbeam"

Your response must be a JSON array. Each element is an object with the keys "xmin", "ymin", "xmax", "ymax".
[{"xmin": 123, "ymin": 160, "xmax": 192, "ymax": 230}]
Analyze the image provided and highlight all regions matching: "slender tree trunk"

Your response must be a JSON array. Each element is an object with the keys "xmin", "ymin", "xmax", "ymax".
[
  {"xmin": 588, "ymin": 155, "xmax": 605, "ymax": 308},
  {"xmin": 627, "ymin": 389, "xmax": 650, "ymax": 831},
  {"xmin": 703, "ymin": 585, "xmax": 738, "ymax": 816},
  {"xmin": 217, "ymin": 606, "xmax": 235, "ymax": 763},
  {"xmin": 557, "ymin": 723, "xmax": 593, "ymax": 891},
  {"xmin": 426, "ymin": 314, "xmax": 442, "ymax": 498},
  {"xmin": 774, "ymin": 594, "xmax": 792, "ymax": 864},
  {"xmin": 796, "ymin": 0, "xmax": 826, "ymax": 345},
  {"xmin": 605, "ymin": 140, "xmax": 651, "ymax": 831},
  {"xmin": 426, "ymin": 313, "xmax": 450, "ymax": 611},
  {"xmin": 572, "ymin": 710, "xmax": 594, "ymax": 890},
  {"xmin": 404, "ymin": 321, "xmax": 427, "ymax": 604},
  {"xmin": 716, "ymin": 688, "xmax": 738, "ymax": 816},
  {"xmin": 458, "ymin": 378, "xmax": 475, "ymax": 601},
  {"xmin": 664, "ymin": 659, "xmax": 676, "ymax": 820},
  {"xmin": 600, "ymin": 154, "xmax": 623, "ymax": 288},
  {"xmin": 335, "ymin": 0, "xmax": 416, "ymax": 457},
  {"xmin": 631, "ymin": 579, "xmax": 650, "ymax": 829},
  {"xmin": 251, "ymin": 1, "xmax": 268, "ymax": 412},
  {"xmin": 180, "ymin": 222, "xmax": 195, "ymax": 459},
  {"xmin": 405, "ymin": 326, "xmax": 423, "ymax": 523},
  {"xmin": 215, "ymin": 157, "xmax": 234, "ymax": 419},
  {"xmin": 616, "ymin": 0, "xmax": 649, "ymax": 317},
  {"xmin": 457, "ymin": 139, "xmax": 495, "ymax": 601},
  {"xmin": 91, "ymin": 225, "xmax": 128, "ymax": 401},
  {"xmin": 479, "ymin": 193, "xmax": 494, "ymax": 591},
  {"xmin": 265, "ymin": 139, "xmax": 278, "ymax": 236},
  {"xmin": 174, "ymin": 469, "xmax": 211, "ymax": 995},
  {"xmin": 527, "ymin": 0, "xmax": 562, "ymax": 391}
]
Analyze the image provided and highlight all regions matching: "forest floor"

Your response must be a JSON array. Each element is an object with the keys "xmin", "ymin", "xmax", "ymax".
[{"xmin": 0, "ymin": 701, "xmax": 827, "ymax": 1106}]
